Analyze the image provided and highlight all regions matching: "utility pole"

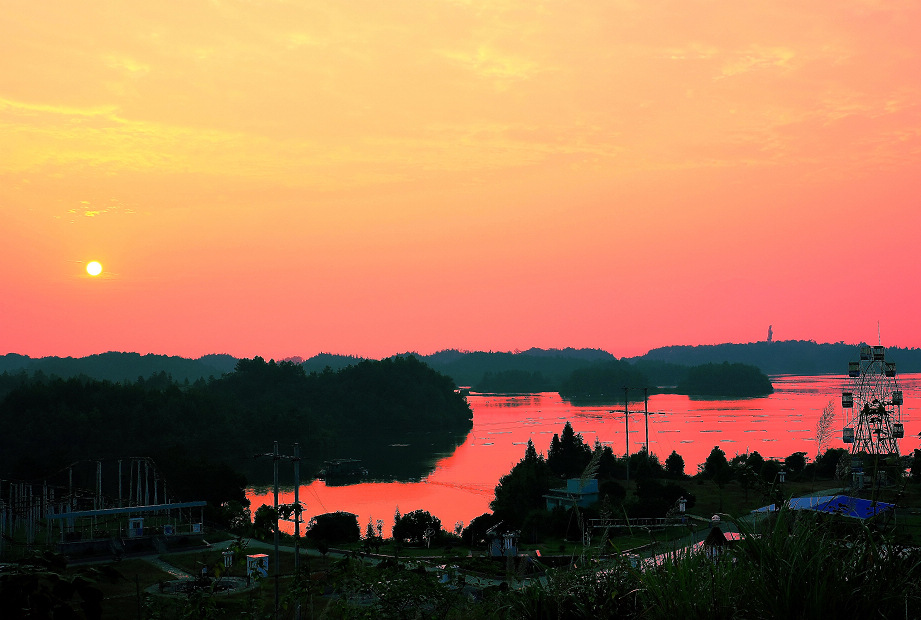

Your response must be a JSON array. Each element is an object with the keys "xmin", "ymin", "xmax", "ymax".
[
  {"xmin": 255, "ymin": 441, "xmax": 281, "ymax": 620},
  {"xmin": 293, "ymin": 443, "xmax": 301, "ymax": 574},
  {"xmin": 256, "ymin": 441, "xmax": 304, "ymax": 620},
  {"xmin": 273, "ymin": 441, "xmax": 280, "ymax": 619},
  {"xmin": 644, "ymin": 387, "xmax": 649, "ymax": 457},
  {"xmin": 623, "ymin": 387, "xmax": 630, "ymax": 484}
]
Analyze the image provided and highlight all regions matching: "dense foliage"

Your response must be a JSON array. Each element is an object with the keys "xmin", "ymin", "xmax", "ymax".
[
  {"xmin": 474, "ymin": 370, "xmax": 554, "ymax": 393},
  {"xmin": 393, "ymin": 510, "xmax": 443, "ymax": 546},
  {"xmin": 428, "ymin": 348, "xmax": 615, "ymax": 388},
  {"xmin": 558, "ymin": 360, "xmax": 651, "ymax": 400},
  {"xmin": 636, "ymin": 339, "xmax": 921, "ymax": 375},
  {"xmin": 0, "ymin": 356, "xmax": 472, "ymax": 488},
  {"xmin": 490, "ymin": 441, "xmax": 555, "ymax": 527},
  {"xmin": 491, "ymin": 423, "xmax": 696, "ymax": 537},
  {"xmin": 547, "ymin": 422, "xmax": 592, "ymax": 479},
  {"xmin": 0, "ymin": 351, "xmax": 235, "ymax": 385},
  {"xmin": 677, "ymin": 361, "xmax": 774, "ymax": 396},
  {"xmin": 306, "ymin": 511, "xmax": 361, "ymax": 544}
]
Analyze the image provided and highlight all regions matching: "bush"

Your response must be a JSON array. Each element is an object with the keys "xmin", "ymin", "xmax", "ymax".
[
  {"xmin": 462, "ymin": 513, "xmax": 501, "ymax": 547},
  {"xmin": 393, "ymin": 510, "xmax": 442, "ymax": 546},
  {"xmin": 307, "ymin": 511, "xmax": 360, "ymax": 544}
]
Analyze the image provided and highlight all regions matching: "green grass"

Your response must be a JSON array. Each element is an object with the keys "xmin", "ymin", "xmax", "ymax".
[
  {"xmin": 160, "ymin": 546, "xmax": 317, "ymax": 578},
  {"xmin": 64, "ymin": 559, "xmax": 175, "ymax": 620}
]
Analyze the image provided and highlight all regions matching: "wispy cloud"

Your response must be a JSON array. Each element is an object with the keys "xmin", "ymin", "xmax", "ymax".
[
  {"xmin": 718, "ymin": 46, "xmax": 797, "ymax": 78},
  {"xmin": 438, "ymin": 46, "xmax": 540, "ymax": 87}
]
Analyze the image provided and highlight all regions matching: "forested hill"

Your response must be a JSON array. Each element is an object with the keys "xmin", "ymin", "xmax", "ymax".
[
  {"xmin": 0, "ymin": 348, "xmax": 613, "ymax": 387},
  {"xmin": 290, "ymin": 348, "xmax": 617, "ymax": 389},
  {"xmin": 421, "ymin": 348, "xmax": 615, "ymax": 387},
  {"xmin": 0, "ymin": 356, "xmax": 472, "ymax": 483},
  {"xmin": 0, "ymin": 352, "xmax": 237, "ymax": 383},
  {"xmin": 4, "ymin": 342, "xmax": 920, "ymax": 393},
  {"xmin": 634, "ymin": 341, "xmax": 921, "ymax": 375}
]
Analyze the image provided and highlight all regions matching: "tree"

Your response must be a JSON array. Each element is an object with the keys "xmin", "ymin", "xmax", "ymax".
[
  {"xmin": 491, "ymin": 440, "xmax": 554, "ymax": 527},
  {"xmin": 364, "ymin": 518, "xmax": 381, "ymax": 552},
  {"xmin": 592, "ymin": 441, "xmax": 622, "ymax": 479},
  {"xmin": 747, "ymin": 451, "xmax": 765, "ymax": 474},
  {"xmin": 702, "ymin": 446, "xmax": 730, "ymax": 480},
  {"xmin": 393, "ymin": 510, "xmax": 442, "ymax": 546},
  {"xmin": 252, "ymin": 505, "xmax": 277, "ymax": 541},
  {"xmin": 628, "ymin": 449, "xmax": 663, "ymax": 480},
  {"xmin": 462, "ymin": 513, "xmax": 501, "ymax": 547},
  {"xmin": 761, "ymin": 459, "xmax": 783, "ymax": 483},
  {"xmin": 630, "ymin": 479, "xmax": 695, "ymax": 517},
  {"xmin": 814, "ymin": 448, "xmax": 847, "ymax": 479},
  {"xmin": 307, "ymin": 511, "xmax": 360, "ymax": 544},
  {"xmin": 785, "ymin": 452, "xmax": 807, "ymax": 473},
  {"xmin": 702, "ymin": 445, "xmax": 731, "ymax": 512},
  {"xmin": 547, "ymin": 422, "xmax": 592, "ymax": 478},
  {"xmin": 665, "ymin": 450, "xmax": 685, "ymax": 478}
]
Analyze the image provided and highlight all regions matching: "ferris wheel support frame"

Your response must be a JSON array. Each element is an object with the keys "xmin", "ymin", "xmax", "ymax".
[{"xmin": 841, "ymin": 345, "xmax": 904, "ymax": 457}]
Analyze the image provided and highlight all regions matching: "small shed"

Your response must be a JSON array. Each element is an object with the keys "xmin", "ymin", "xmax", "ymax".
[
  {"xmin": 247, "ymin": 554, "xmax": 269, "ymax": 578},
  {"xmin": 544, "ymin": 478, "xmax": 599, "ymax": 510},
  {"xmin": 485, "ymin": 523, "xmax": 520, "ymax": 557}
]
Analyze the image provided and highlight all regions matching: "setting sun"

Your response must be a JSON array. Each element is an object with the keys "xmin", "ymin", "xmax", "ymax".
[{"xmin": 86, "ymin": 261, "xmax": 102, "ymax": 277}]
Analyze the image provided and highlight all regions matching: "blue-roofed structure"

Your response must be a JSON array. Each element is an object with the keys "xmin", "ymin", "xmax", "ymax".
[
  {"xmin": 751, "ymin": 494, "xmax": 894, "ymax": 520},
  {"xmin": 807, "ymin": 495, "xmax": 894, "ymax": 519}
]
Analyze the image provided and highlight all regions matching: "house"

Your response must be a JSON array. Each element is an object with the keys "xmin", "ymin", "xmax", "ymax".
[{"xmin": 544, "ymin": 478, "xmax": 599, "ymax": 510}]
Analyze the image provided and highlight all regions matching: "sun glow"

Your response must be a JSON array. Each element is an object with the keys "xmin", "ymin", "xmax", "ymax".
[{"xmin": 86, "ymin": 261, "xmax": 102, "ymax": 276}]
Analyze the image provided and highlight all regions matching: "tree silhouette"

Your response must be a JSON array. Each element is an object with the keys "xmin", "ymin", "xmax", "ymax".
[
  {"xmin": 491, "ymin": 440, "xmax": 554, "ymax": 527},
  {"xmin": 665, "ymin": 450, "xmax": 685, "ymax": 478},
  {"xmin": 547, "ymin": 422, "xmax": 592, "ymax": 478}
]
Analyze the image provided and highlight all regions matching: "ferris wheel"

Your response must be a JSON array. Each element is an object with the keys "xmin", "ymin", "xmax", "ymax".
[{"xmin": 842, "ymin": 345, "xmax": 904, "ymax": 455}]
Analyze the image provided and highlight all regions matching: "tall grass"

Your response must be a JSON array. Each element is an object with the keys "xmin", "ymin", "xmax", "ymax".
[
  {"xmin": 730, "ymin": 510, "xmax": 921, "ymax": 619},
  {"xmin": 477, "ymin": 508, "xmax": 921, "ymax": 619}
]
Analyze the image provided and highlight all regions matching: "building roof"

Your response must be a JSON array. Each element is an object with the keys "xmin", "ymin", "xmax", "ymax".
[{"xmin": 751, "ymin": 494, "xmax": 894, "ymax": 520}]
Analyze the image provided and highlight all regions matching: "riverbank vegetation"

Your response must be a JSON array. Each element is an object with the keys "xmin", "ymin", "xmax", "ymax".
[
  {"xmin": 677, "ymin": 361, "xmax": 774, "ymax": 396},
  {"xmin": 558, "ymin": 360, "xmax": 773, "ymax": 400},
  {"xmin": 0, "ymin": 356, "xmax": 471, "ymax": 510}
]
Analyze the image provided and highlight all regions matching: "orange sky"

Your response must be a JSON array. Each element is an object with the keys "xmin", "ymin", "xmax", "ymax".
[{"xmin": 3, "ymin": 1, "xmax": 920, "ymax": 360}]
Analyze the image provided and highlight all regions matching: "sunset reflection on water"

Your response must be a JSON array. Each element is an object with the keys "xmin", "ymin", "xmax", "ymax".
[{"xmin": 249, "ymin": 374, "xmax": 921, "ymax": 536}]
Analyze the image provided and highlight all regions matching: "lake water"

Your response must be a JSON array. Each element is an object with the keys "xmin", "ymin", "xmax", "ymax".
[{"xmin": 248, "ymin": 373, "xmax": 921, "ymax": 536}]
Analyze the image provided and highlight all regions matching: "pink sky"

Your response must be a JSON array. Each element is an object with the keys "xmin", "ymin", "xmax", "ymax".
[{"xmin": 3, "ymin": 1, "xmax": 920, "ymax": 360}]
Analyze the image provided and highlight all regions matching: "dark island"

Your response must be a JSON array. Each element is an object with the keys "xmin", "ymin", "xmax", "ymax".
[
  {"xmin": 556, "ymin": 359, "xmax": 772, "ymax": 400},
  {"xmin": 677, "ymin": 361, "xmax": 774, "ymax": 397}
]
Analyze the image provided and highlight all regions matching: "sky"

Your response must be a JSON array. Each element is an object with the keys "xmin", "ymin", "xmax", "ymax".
[{"xmin": 3, "ymin": 0, "xmax": 920, "ymax": 360}]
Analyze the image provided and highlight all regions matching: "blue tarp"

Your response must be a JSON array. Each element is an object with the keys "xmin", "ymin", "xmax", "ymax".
[
  {"xmin": 788, "ymin": 495, "xmax": 838, "ymax": 510},
  {"xmin": 751, "ymin": 495, "xmax": 894, "ymax": 519},
  {"xmin": 807, "ymin": 495, "xmax": 894, "ymax": 519}
]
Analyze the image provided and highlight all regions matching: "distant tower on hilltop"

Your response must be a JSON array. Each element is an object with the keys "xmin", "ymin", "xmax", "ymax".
[{"xmin": 767, "ymin": 325, "xmax": 773, "ymax": 343}]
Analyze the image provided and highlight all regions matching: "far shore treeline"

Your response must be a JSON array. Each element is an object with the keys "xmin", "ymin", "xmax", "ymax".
[
  {"xmin": 0, "ymin": 356, "xmax": 472, "ymax": 496},
  {"xmin": 2, "ymin": 340, "xmax": 918, "ymax": 394}
]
